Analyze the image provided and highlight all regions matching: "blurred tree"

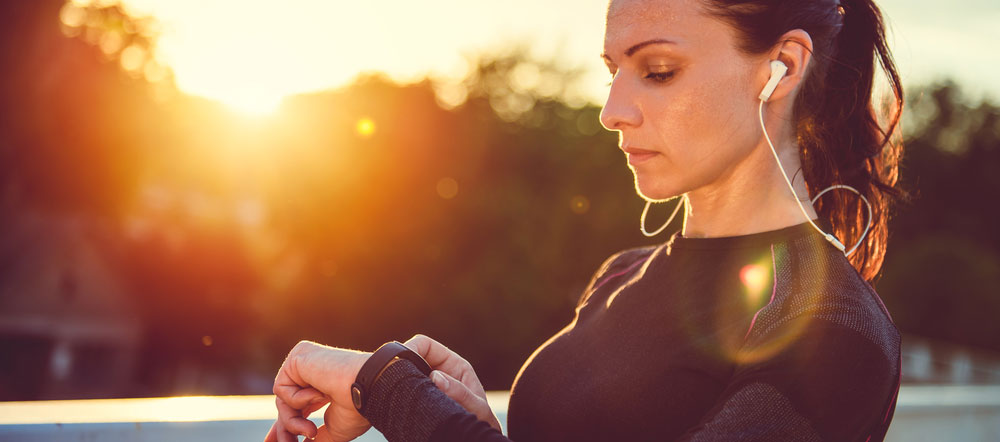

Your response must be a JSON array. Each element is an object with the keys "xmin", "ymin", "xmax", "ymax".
[
  {"xmin": 0, "ymin": 0, "xmax": 167, "ymax": 214},
  {"xmin": 877, "ymin": 81, "xmax": 1000, "ymax": 352}
]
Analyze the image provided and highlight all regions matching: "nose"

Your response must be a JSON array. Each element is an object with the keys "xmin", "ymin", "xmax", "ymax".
[{"xmin": 599, "ymin": 76, "xmax": 642, "ymax": 131}]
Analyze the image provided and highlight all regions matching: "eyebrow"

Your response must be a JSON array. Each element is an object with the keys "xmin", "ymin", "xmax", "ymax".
[{"xmin": 601, "ymin": 38, "xmax": 677, "ymax": 63}]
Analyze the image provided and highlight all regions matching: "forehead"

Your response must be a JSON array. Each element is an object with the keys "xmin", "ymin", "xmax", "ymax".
[{"xmin": 604, "ymin": 0, "xmax": 710, "ymax": 52}]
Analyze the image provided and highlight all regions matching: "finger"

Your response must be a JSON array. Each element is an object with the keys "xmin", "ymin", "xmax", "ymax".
[
  {"xmin": 277, "ymin": 385, "xmax": 326, "ymax": 410},
  {"xmin": 431, "ymin": 369, "xmax": 473, "ymax": 407},
  {"xmin": 263, "ymin": 421, "xmax": 278, "ymax": 442},
  {"xmin": 301, "ymin": 395, "xmax": 329, "ymax": 418},
  {"xmin": 404, "ymin": 335, "xmax": 481, "ymax": 392},
  {"xmin": 273, "ymin": 420, "xmax": 296, "ymax": 442},
  {"xmin": 273, "ymin": 367, "xmax": 309, "ymax": 403},
  {"xmin": 431, "ymin": 370, "xmax": 501, "ymax": 431},
  {"xmin": 274, "ymin": 349, "xmax": 308, "ymax": 390},
  {"xmin": 276, "ymin": 396, "xmax": 318, "ymax": 439},
  {"xmin": 404, "ymin": 334, "xmax": 461, "ymax": 370}
]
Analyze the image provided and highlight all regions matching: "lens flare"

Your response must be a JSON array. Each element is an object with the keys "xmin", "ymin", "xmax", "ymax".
[{"xmin": 740, "ymin": 263, "xmax": 769, "ymax": 302}]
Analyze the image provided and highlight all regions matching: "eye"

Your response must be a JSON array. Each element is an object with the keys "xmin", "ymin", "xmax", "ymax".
[
  {"xmin": 605, "ymin": 69, "xmax": 675, "ymax": 86},
  {"xmin": 646, "ymin": 70, "xmax": 675, "ymax": 82}
]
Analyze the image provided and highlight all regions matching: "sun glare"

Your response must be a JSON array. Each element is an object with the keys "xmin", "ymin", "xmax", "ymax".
[
  {"xmin": 221, "ymin": 90, "xmax": 285, "ymax": 116},
  {"xmin": 107, "ymin": 0, "xmax": 616, "ymax": 112}
]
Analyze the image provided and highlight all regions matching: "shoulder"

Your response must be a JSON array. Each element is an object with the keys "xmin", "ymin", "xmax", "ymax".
[
  {"xmin": 747, "ymin": 235, "xmax": 901, "ymax": 363},
  {"xmin": 732, "ymin": 239, "xmax": 902, "ymax": 439},
  {"xmin": 576, "ymin": 245, "xmax": 658, "ymax": 307}
]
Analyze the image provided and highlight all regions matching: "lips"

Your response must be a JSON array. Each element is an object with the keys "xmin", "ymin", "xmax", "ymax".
[
  {"xmin": 622, "ymin": 146, "xmax": 660, "ymax": 166},
  {"xmin": 622, "ymin": 146, "xmax": 659, "ymax": 155}
]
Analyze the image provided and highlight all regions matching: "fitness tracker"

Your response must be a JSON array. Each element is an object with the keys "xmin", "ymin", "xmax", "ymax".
[{"xmin": 351, "ymin": 341, "xmax": 432, "ymax": 414}]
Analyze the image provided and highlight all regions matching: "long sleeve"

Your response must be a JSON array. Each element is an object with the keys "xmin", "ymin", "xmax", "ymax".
[
  {"xmin": 674, "ymin": 316, "xmax": 901, "ymax": 442},
  {"xmin": 361, "ymin": 358, "xmax": 512, "ymax": 442}
]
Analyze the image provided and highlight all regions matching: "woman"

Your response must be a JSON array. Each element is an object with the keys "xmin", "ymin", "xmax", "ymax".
[{"xmin": 265, "ymin": 0, "xmax": 906, "ymax": 440}]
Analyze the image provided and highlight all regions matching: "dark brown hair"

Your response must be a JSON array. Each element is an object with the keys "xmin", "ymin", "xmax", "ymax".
[{"xmin": 704, "ymin": 0, "xmax": 908, "ymax": 282}]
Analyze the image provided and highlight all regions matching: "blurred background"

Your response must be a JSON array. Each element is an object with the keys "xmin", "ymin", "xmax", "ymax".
[{"xmin": 0, "ymin": 0, "xmax": 998, "ymax": 407}]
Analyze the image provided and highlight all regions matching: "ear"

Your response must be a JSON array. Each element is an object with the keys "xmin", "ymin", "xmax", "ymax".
[{"xmin": 760, "ymin": 29, "xmax": 813, "ymax": 103}]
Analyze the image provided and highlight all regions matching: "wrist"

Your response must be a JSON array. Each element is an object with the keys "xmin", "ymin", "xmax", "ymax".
[
  {"xmin": 350, "ymin": 341, "xmax": 431, "ymax": 414},
  {"xmin": 298, "ymin": 346, "xmax": 371, "ymax": 404},
  {"xmin": 347, "ymin": 351, "xmax": 372, "ymax": 389}
]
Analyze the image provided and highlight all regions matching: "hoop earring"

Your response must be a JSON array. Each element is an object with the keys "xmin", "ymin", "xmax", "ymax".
[{"xmin": 640, "ymin": 194, "xmax": 687, "ymax": 237}]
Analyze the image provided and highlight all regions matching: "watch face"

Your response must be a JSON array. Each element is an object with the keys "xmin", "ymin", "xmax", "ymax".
[{"xmin": 351, "ymin": 384, "xmax": 364, "ymax": 411}]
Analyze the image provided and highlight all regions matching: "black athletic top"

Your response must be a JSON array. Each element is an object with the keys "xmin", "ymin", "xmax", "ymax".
[{"xmin": 360, "ymin": 219, "xmax": 902, "ymax": 442}]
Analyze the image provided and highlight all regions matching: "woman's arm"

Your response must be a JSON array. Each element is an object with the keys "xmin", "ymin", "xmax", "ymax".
[{"xmin": 355, "ymin": 358, "xmax": 511, "ymax": 442}]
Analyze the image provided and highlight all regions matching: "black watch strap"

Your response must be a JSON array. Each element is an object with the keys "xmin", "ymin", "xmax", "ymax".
[{"xmin": 351, "ymin": 341, "xmax": 432, "ymax": 413}]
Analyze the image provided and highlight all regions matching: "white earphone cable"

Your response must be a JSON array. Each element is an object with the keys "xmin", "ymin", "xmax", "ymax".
[
  {"xmin": 640, "ymin": 194, "xmax": 687, "ymax": 237},
  {"xmin": 758, "ymin": 98, "xmax": 873, "ymax": 256},
  {"xmin": 811, "ymin": 184, "xmax": 873, "ymax": 256}
]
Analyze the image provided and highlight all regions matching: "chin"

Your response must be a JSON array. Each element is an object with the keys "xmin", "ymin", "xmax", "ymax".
[{"xmin": 633, "ymin": 174, "xmax": 683, "ymax": 203}]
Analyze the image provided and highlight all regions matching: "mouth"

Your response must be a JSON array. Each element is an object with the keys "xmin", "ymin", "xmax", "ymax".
[{"xmin": 622, "ymin": 146, "xmax": 659, "ymax": 165}]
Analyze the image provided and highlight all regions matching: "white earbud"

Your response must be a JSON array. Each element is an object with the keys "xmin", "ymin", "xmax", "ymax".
[{"xmin": 759, "ymin": 60, "xmax": 788, "ymax": 102}]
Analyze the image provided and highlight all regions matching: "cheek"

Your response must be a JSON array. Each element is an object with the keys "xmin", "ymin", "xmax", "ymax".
[
  {"xmin": 657, "ymin": 72, "xmax": 757, "ymax": 175},
  {"xmin": 649, "ymin": 78, "xmax": 740, "ymax": 164}
]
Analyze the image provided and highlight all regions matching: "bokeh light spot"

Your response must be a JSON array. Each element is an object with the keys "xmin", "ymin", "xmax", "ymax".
[
  {"xmin": 201, "ymin": 336, "xmax": 213, "ymax": 347},
  {"xmin": 356, "ymin": 117, "xmax": 376, "ymax": 138},
  {"xmin": 59, "ymin": 3, "xmax": 86, "ymax": 28},
  {"xmin": 99, "ymin": 30, "xmax": 123, "ymax": 55},
  {"xmin": 570, "ymin": 195, "xmax": 590, "ymax": 214},
  {"xmin": 119, "ymin": 45, "xmax": 145, "ymax": 72},
  {"xmin": 436, "ymin": 177, "xmax": 459, "ymax": 199}
]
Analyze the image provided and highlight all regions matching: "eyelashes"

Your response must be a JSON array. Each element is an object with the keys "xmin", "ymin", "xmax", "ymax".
[
  {"xmin": 605, "ymin": 70, "xmax": 676, "ymax": 86},
  {"xmin": 646, "ymin": 71, "xmax": 675, "ymax": 82}
]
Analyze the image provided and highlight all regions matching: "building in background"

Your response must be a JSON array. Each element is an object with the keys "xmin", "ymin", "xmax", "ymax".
[{"xmin": 0, "ymin": 211, "xmax": 140, "ymax": 400}]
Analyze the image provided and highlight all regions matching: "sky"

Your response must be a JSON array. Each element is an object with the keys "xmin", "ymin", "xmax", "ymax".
[{"xmin": 106, "ymin": 0, "xmax": 999, "ymax": 113}]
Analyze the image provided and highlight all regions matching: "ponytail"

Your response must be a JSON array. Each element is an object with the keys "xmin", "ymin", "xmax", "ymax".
[{"xmin": 706, "ymin": 0, "xmax": 908, "ymax": 282}]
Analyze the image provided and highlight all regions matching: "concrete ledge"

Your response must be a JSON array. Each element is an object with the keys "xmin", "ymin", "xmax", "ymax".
[{"xmin": 1, "ymin": 386, "xmax": 997, "ymax": 441}]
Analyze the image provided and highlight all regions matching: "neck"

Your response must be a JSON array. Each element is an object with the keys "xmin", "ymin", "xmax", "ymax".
[{"xmin": 680, "ymin": 135, "xmax": 817, "ymax": 239}]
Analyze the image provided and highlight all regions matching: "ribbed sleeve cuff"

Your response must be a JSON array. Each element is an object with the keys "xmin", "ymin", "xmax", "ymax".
[{"xmin": 362, "ymin": 359, "xmax": 467, "ymax": 442}]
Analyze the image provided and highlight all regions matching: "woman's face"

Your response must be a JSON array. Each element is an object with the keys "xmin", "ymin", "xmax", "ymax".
[{"xmin": 600, "ymin": 0, "xmax": 765, "ymax": 201}]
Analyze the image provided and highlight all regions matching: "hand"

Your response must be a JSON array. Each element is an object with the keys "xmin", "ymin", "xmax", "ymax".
[
  {"xmin": 263, "ymin": 341, "xmax": 372, "ymax": 442},
  {"xmin": 404, "ymin": 334, "xmax": 502, "ymax": 432}
]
